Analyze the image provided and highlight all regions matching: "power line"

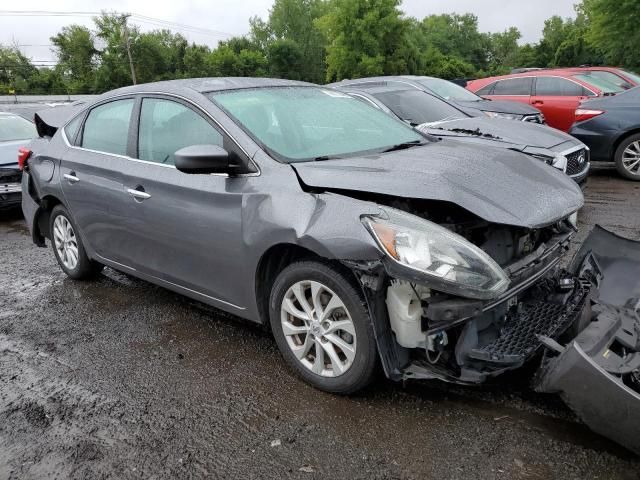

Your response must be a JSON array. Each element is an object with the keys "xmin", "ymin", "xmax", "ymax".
[{"xmin": 0, "ymin": 10, "xmax": 235, "ymax": 38}]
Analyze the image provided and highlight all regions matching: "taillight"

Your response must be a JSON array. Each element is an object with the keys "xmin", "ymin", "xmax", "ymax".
[
  {"xmin": 574, "ymin": 109, "xmax": 605, "ymax": 123},
  {"xmin": 18, "ymin": 147, "xmax": 32, "ymax": 170}
]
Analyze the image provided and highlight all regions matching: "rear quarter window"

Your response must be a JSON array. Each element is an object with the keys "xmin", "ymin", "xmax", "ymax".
[{"xmin": 64, "ymin": 115, "xmax": 83, "ymax": 145}]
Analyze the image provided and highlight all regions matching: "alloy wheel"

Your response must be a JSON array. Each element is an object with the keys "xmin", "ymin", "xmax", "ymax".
[
  {"xmin": 622, "ymin": 141, "xmax": 640, "ymax": 176},
  {"xmin": 280, "ymin": 280, "xmax": 357, "ymax": 377},
  {"xmin": 53, "ymin": 215, "xmax": 79, "ymax": 270}
]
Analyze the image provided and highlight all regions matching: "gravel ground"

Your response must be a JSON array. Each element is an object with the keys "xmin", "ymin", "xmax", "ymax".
[{"xmin": 1, "ymin": 169, "xmax": 639, "ymax": 479}]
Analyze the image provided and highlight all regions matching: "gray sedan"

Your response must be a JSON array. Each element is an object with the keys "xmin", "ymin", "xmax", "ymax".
[{"xmin": 21, "ymin": 78, "xmax": 640, "ymax": 453}]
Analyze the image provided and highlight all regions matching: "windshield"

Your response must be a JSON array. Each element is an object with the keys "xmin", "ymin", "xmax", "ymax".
[
  {"xmin": 574, "ymin": 74, "xmax": 624, "ymax": 94},
  {"xmin": 208, "ymin": 87, "xmax": 426, "ymax": 162},
  {"xmin": 372, "ymin": 90, "xmax": 466, "ymax": 125},
  {"xmin": 0, "ymin": 114, "xmax": 37, "ymax": 142},
  {"xmin": 587, "ymin": 70, "xmax": 634, "ymax": 89},
  {"xmin": 416, "ymin": 78, "xmax": 481, "ymax": 102},
  {"xmin": 622, "ymin": 69, "xmax": 640, "ymax": 85}
]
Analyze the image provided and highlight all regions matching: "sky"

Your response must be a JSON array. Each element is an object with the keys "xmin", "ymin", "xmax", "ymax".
[{"xmin": 0, "ymin": 0, "xmax": 578, "ymax": 64}]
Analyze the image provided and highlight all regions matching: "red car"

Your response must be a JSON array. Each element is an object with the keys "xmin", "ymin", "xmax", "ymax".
[{"xmin": 467, "ymin": 70, "xmax": 624, "ymax": 132}]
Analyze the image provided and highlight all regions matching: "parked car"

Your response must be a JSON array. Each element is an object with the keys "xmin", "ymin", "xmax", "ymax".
[
  {"xmin": 565, "ymin": 67, "xmax": 640, "ymax": 90},
  {"xmin": 569, "ymin": 86, "xmax": 640, "ymax": 180},
  {"xmin": 0, "ymin": 112, "xmax": 37, "ymax": 209},
  {"xmin": 467, "ymin": 70, "xmax": 625, "ymax": 132},
  {"xmin": 329, "ymin": 76, "xmax": 545, "ymax": 123},
  {"xmin": 334, "ymin": 83, "xmax": 589, "ymax": 183},
  {"xmin": 21, "ymin": 78, "xmax": 640, "ymax": 454}
]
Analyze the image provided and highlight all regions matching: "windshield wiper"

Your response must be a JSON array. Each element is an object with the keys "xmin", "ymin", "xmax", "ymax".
[
  {"xmin": 382, "ymin": 140, "xmax": 426, "ymax": 153},
  {"xmin": 312, "ymin": 155, "xmax": 343, "ymax": 161}
]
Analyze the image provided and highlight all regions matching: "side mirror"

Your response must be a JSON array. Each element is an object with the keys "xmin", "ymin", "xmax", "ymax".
[{"xmin": 174, "ymin": 145, "xmax": 230, "ymax": 174}]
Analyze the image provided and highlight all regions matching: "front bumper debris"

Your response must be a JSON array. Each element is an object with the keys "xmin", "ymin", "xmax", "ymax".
[
  {"xmin": 536, "ymin": 225, "xmax": 640, "ymax": 455},
  {"xmin": 1, "ymin": 168, "xmax": 22, "ymax": 208}
]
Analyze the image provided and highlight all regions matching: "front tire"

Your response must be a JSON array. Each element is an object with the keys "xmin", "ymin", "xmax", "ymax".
[
  {"xmin": 269, "ymin": 260, "xmax": 377, "ymax": 394},
  {"xmin": 49, "ymin": 204, "xmax": 103, "ymax": 280},
  {"xmin": 614, "ymin": 133, "xmax": 640, "ymax": 181}
]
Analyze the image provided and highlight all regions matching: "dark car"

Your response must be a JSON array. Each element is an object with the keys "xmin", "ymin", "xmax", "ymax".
[
  {"xmin": 0, "ymin": 112, "xmax": 37, "ymax": 209},
  {"xmin": 336, "ymin": 84, "xmax": 590, "ymax": 183},
  {"xmin": 329, "ymin": 75, "xmax": 545, "ymax": 123},
  {"xmin": 21, "ymin": 78, "xmax": 640, "ymax": 453},
  {"xmin": 569, "ymin": 87, "xmax": 640, "ymax": 181}
]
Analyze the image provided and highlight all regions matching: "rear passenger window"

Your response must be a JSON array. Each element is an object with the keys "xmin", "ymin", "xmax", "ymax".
[
  {"xmin": 476, "ymin": 83, "xmax": 496, "ymax": 95},
  {"xmin": 492, "ymin": 78, "xmax": 532, "ymax": 95},
  {"xmin": 81, "ymin": 99, "xmax": 134, "ymax": 156},
  {"xmin": 138, "ymin": 98, "xmax": 223, "ymax": 165},
  {"xmin": 535, "ymin": 77, "xmax": 584, "ymax": 96}
]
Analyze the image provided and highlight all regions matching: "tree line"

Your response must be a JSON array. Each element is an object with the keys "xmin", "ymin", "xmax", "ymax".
[{"xmin": 0, "ymin": 0, "xmax": 636, "ymax": 95}]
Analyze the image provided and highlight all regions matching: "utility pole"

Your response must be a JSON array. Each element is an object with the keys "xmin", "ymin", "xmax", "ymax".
[{"xmin": 121, "ymin": 14, "xmax": 137, "ymax": 85}]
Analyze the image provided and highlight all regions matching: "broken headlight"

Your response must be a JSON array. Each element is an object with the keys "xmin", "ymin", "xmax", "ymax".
[{"xmin": 363, "ymin": 208, "xmax": 510, "ymax": 300}]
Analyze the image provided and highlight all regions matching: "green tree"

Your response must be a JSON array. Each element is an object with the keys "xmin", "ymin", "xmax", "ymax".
[
  {"xmin": 250, "ymin": 0, "xmax": 329, "ymax": 83},
  {"xmin": 419, "ymin": 13, "xmax": 489, "ymax": 71},
  {"xmin": 50, "ymin": 25, "xmax": 97, "ymax": 93},
  {"xmin": 0, "ymin": 46, "xmax": 39, "ymax": 94},
  {"xmin": 207, "ymin": 43, "xmax": 268, "ymax": 77},
  {"xmin": 486, "ymin": 27, "xmax": 522, "ymax": 74},
  {"xmin": 582, "ymin": 0, "xmax": 640, "ymax": 68},
  {"xmin": 183, "ymin": 44, "xmax": 213, "ymax": 78},
  {"xmin": 317, "ymin": 0, "xmax": 411, "ymax": 81},
  {"xmin": 267, "ymin": 39, "xmax": 304, "ymax": 79},
  {"xmin": 93, "ymin": 13, "xmax": 139, "ymax": 91}
]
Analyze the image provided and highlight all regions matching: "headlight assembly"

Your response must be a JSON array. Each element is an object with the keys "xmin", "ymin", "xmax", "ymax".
[
  {"xmin": 484, "ymin": 111, "xmax": 522, "ymax": 121},
  {"xmin": 363, "ymin": 208, "xmax": 510, "ymax": 300}
]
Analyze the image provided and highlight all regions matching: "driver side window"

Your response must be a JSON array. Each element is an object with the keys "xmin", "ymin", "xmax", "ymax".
[{"xmin": 138, "ymin": 98, "xmax": 223, "ymax": 165}]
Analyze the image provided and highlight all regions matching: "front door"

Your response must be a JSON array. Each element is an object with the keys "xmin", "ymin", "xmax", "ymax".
[
  {"xmin": 120, "ymin": 96, "xmax": 249, "ymax": 309},
  {"xmin": 531, "ymin": 77, "xmax": 591, "ymax": 132}
]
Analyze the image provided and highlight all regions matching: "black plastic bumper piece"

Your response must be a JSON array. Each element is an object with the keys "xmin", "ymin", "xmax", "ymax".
[{"xmin": 468, "ymin": 283, "xmax": 590, "ymax": 365}]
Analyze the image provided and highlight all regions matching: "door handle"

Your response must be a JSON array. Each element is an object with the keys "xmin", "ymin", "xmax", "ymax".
[
  {"xmin": 127, "ymin": 188, "xmax": 151, "ymax": 201},
  {"xmin": 532, "ymin": 100, "xmax": 544, "ymax": 105},
  {"xmin": 64, "ymin": 173, "xmax": 80, "ymax": 184}
]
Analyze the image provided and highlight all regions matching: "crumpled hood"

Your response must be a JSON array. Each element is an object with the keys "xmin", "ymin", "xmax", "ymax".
[
  {"xmin": 456, "ymin": 99, "xmax": 541, "ymax": 116},
  {"xmin": 292, "ymin": 139, "xmax": 584, "ymax": 229},
  {"xmin": 418, "ymin": 117, "xmax": 580, "ymax": 151}
]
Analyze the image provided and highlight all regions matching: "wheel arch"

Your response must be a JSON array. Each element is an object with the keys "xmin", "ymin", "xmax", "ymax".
[
  {"xmin": 254, "ymin": 243, "xmax": 322, "ymax": 326},
  {"xmin": 35, "ymin": 194, "xmax": 65, "ymax": 241},
  {"xmin": 612, "ymin": 128, "xmax": 640, "ymax": 159}
]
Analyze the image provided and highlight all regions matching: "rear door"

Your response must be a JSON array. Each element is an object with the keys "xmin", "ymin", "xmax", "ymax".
[
  {"xmin": 120, "ymin": 95, "xmax": 249, "ymax": 309},
  {"xmin": 531, "ymin": 77, "xmax": 593, "ymax": 132},
  {"xmin": 59, "ymin": 97, "xmax": 136, "ymax": 264},
  {"xmin": 483, "ymin": 77, "xmax": 532, "ymax": 107}
]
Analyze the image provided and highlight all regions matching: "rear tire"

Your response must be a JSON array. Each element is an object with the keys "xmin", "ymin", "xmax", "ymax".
[
  {"xmin": 269, "ymin": 260, "xmax": 377, "ymax": 394},
  {"xmin": 49, "ymin": 204, "xmax": 103, "ymax": 280},
  {"xmin": 614, "ymin": 133, "xmax": 640, "ymax": 181}
]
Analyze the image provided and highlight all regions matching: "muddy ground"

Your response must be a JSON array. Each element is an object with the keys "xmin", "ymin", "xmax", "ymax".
[{"xmin": 1, "ymin": 169, "xmax": 639, "ymax": 480}]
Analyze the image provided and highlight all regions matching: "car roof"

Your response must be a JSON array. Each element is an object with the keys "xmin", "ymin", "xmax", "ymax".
[
  {"xmin": 333, "ymin": 83, "xmax": 419, "ymax": 95},
  {"xmin": 103, "ymin": 77, "xmax": 313, "ymax": 98},
  {"xmin": 328, "ymin": 76, "xmax": 426, "ymax": 89}
]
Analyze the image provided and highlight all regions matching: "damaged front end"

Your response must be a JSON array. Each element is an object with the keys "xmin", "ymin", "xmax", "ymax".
[
  {"xmin": 349, "ymin": 211, "xmax": 640, "ymax": 454},
  {"xmin": 535, "ymin": 227, "xmax": 640, "ymax": 454}
]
